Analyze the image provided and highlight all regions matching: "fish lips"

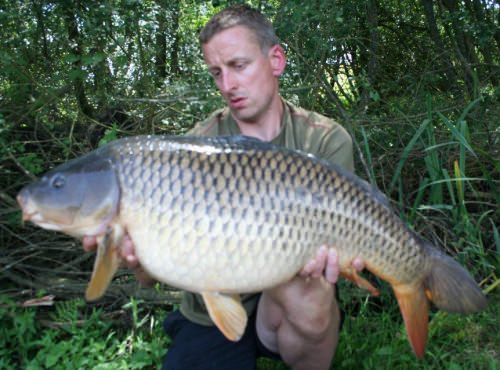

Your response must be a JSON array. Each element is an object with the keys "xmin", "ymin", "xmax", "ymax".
[{"xmin": 17, "ymin": 186, "xmax": 74, "ymax": 230}]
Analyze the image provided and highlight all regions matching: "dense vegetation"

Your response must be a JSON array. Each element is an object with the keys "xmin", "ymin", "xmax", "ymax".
[{"xmin": 1, "ymin": 0, "xmax": 498, "ymax": 368}]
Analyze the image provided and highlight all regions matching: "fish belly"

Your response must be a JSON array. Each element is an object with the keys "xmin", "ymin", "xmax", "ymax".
[{"xmin": 113, "ymin": 136, "xmax": 425, "ymax": 293}]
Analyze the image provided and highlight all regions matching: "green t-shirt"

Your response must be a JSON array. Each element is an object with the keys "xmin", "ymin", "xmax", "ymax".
[{"xmin": 180, "ymin": 98, "xmax": 354, "ymax": 326}]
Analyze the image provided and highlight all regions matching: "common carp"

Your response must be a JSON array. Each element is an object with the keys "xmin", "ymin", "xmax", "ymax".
[{"xmin": 17, "ymin": 135, "xmax": 486, "ymax": 358}]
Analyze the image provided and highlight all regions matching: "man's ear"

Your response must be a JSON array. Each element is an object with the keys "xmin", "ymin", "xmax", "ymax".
[{"xmin": 268, "ymin": 45, "xmax": 286, "ymax": 77}]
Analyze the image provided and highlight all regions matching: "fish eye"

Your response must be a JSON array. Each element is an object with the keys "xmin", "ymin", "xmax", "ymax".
[{"xmin": 51, "ymin": 175, "xmax": 66, "ymax": 189}]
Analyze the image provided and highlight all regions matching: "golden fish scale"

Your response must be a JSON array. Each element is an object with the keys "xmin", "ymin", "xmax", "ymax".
[{"xmin": 111, "ymin": 137, "xmax": 426, "ymax": 293}]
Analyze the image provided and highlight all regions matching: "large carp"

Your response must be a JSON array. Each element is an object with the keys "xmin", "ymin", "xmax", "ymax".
[{"xmin": 17, "ymin": 135, "xmax": 486, "ymax": 358}]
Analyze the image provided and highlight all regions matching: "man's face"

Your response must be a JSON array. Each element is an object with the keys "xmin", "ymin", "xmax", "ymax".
[{"xmin": 202, "ymin": 25, "xmax": 283, "ymax": 124}]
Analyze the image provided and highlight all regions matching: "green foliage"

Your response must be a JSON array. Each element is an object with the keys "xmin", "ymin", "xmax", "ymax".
[
  {"xmin": 0, "ymin": 296, "xmax": 168, "ymax": 369},
  {"xmin": 0, "ymin": 292, "xmax": 497, "ymax": 369},
  {"xmin": 332, "ymin": 296, "xmax": 500, "ymax": 369}
]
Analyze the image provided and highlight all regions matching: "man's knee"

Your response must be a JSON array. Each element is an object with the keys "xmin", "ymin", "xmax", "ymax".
[
  {"xmin": 262, "ymin": 278, "xmax": 341, "ymax": 341},
  {"xmin": 273, "ymin": 299, "xmax": 341, "ymax": 370},
  {"xmin": 292, "ymin": 296, "xmax": 341, "ymax": 340}
]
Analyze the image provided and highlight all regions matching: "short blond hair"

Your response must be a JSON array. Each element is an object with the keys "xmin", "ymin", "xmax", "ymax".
[{"xmin": 199, "ymin": 4, "xmax": 279, "ymax": 52}]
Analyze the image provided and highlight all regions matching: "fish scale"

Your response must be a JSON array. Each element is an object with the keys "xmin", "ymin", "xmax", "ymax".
[
  {"xmin": 17, "ymin": 135, "xmax": 487, "ymax": 358},
  {"xmin": 110, "ymin": 136, "xmax": 420, "ymax": 291}
]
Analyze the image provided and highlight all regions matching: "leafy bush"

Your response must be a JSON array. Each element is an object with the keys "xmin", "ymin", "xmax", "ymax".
[{"xmin": 0, "ymin": 296, "xmax": 168, "ymax": 369}]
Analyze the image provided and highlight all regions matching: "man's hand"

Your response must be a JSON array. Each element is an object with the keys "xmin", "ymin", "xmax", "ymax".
[
  {"xmin": 299, "ymin": 245, "xmax": 364, "ymax": 284},
  {"xmin": 82, "ymin": 234, "xmax": 156, "ymax": 286}
]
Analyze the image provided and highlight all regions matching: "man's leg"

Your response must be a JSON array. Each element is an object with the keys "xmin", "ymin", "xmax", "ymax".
[
  {"xmin": 162, "ymin": 310, "xmax": 258, "ymax": 370},
  {"xmin": 256, "ymin": 276, "xmax": 341, "ymax": 370}
]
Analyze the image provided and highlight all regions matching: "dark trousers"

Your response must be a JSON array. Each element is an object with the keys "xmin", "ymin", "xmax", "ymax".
[{"xmin": 162, "ymin": 308, "xmax": 281, "ymax": 370}]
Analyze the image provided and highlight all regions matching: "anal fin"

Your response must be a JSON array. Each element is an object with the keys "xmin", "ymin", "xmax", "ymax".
[
  {"xmin": 393, "ymin": 283, "xmax": 429, "ymax": 358},
  {"xmin": 85, "ymin": 225, "xmax": 123, "ymax": 301},
  {"xmin": 202, "ymin": 292, "xmax": 248, "ymax": 342},
  {"xmin": 340, "ymin": 264, "xmax": 380, "ymax": 296}
]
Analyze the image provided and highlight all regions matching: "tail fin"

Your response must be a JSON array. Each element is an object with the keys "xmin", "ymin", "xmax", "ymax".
[
  {"xmin": 423, "ymin": 245, "xmax": 487, "ymax": 313},
  {"xmin": 392, "ymin": 243, "xmax": 487, "ymax": 358}
]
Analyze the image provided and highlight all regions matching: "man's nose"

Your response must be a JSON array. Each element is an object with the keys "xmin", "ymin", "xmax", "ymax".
[{"xmin": 220, "ymin": 71, "xmax": 237, "ymax": 93}]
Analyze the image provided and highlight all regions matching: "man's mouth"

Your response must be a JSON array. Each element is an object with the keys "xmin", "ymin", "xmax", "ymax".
[{"xmin": 229, "ymin": 97, "xmax": 247, "ymax": 109}]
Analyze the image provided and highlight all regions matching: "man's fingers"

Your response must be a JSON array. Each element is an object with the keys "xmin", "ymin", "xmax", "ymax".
[
  {"xmin": 305, "ymin": 248, "xmax": 363, "ymax": 284},
  {"xmin": 352, "ymin": 257, "xmax": 365, "ymax": 272},
  {"xmin": 300, "ymin": 245, "xmax": 329, "ymax": 278},
  {"xmin": 82, "ymin": 236, "xmax": 97, "ymax": 252},
  {"xmin": 311, "ymin": 246, "xmax": 328, "ymax": 278},
  {"xmin": 300, "ymin": 259, "xmax": 317, "ymax": 277},
  {"xmin": 121, "ymin": 235, "xmax": 139, "ymax": 268},
  {"xmin": 324, "ymin": 248, "xmax": 339, "ymax": 284}
]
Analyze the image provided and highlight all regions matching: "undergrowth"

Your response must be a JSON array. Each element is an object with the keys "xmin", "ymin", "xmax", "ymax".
[
  {"xmin": 0, "ymin": 289, "xmax": 497, "ymax": 369},
  {"xmin": 0, "ymin": 296, "xmax": 169, "ymax": 370}
]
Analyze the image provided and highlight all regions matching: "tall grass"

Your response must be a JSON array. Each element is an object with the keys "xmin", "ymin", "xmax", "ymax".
[
  {"xmin": 343, "ymin": 99, "xmax": 499, "ymax": 368},
  {"xmin": 359, "ymin": 98, "xmax": 498, "ymax": 271}
]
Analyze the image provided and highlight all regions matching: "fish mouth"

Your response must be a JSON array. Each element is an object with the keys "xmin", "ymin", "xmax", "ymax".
[
  {"xmin": 17, "ymin": 196, "xmax": 36, "ymax": 222},
  {"xmin": 21, "ymin": 208, "xmax": 50, "ymax": 227},
  {"xmin": 17, "ymin": 197, "xmax": 63, "ymax": 231},
  {"xmin": 21, "ymin": 209, "xmax": 37, "ymax": 222},
  {"xmin": 24, "ymin": 211, "xmax": 65, "ymax": 231}
]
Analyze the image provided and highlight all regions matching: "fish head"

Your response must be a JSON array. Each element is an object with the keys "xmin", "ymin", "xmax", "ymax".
[{"xmin": 17, "ymin": 152, "xmax": 120, "ymax": 237}]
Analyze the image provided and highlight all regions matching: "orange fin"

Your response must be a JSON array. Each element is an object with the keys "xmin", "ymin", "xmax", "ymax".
[
  {"xmin": 85, "ymin": 225, "xmax": 123, "ymax": 301},
  {"xmin": 393, "ymin": 284, "xmax": 429, "ymax": 358},
  {"xmin": 341, "ymin": 265, "xmax": 380, "ymax": 296},
  {"xmin": 202, "ymin": 292, "xmax": 247, "ymax": 341}
]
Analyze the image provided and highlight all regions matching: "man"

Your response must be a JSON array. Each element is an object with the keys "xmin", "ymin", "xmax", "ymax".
[{"xmin": 84, "ymin": 5, "xmax": 363, "ymax": 370}]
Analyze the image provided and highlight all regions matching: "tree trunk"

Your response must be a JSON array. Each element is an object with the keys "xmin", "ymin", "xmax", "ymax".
[
  {"xmin": 420, "ymin": 0, "xmax": 458, "ymax": 90},
  {"xmin": 134, "ymin": 16, "xmax": 148, "ymax": 96},
  {"xmin": 367, "ymin": 0, "xmax": 379, "ymax": 88},
  {"xmin": 154, "ymin": 0, "xmax": 168, "ymax": 85},
  {"xmin": 169, "ymin": 1, "xmax": 181, "ymax": 77},
  {"xmin": 33, "ymin": 0, "xmax": 50, "ymax": 62},
  {"xmin": 359, "ymin": 0, "xmax": 379, "ymax": 108},
  {"xmin": 465, "ymin": 0, "xmax": 499, "ymax": 87},
  {"xmin": 63, "ymin": 2, "xmax": 93, "ymax": 116},
  {"xmin": 440, "ymin": 0, "xmax": 480, "ymax": 94}
]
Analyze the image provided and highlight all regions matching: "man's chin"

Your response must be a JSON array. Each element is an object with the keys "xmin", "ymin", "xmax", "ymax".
[{"xmin": 230, "ymin": 108, "xmax": 258, "ymax": 124}]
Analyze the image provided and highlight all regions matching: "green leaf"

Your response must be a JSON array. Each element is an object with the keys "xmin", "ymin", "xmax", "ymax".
[
  {"xmin": 63, "ymin": 53, "xmax": 81, "ymax": 63},
  {"xmin": 389, "ymin": 118, "xmax": 431, "ymax": 194},
  {"xmin": 98, "ymin": 124, "xmax": 120, "ymax": 146},
  {"xmin": 376, "ymin": 346, "xmax": 393, "ymax": 355},
  {"xmin": 436, "ymin": 112, "xmax": 476, "ymax": 158},
  {"xmin": 68, "ymin": 68, "xmax": 87, "ymax": 80},
  {"xmin": 81, "ymin": 53, "xmax": 105, "ymax": 66},
  {"xmin": 45, "ymin": 346, "xmax": 63, "ymax": 368}
]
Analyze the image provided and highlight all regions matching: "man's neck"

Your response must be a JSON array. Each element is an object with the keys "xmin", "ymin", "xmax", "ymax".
[{"xmin": 234, "ymin": 97, "xmax": 284, "ymax": 142}]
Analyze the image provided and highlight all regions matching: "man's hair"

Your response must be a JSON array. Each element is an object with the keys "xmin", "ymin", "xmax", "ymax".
[{"xmin": 199, "ymin": 4, "xmax": 279, "ymax": 52}]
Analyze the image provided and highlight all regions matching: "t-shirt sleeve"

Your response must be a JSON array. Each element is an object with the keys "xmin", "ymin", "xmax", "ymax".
[
  {"xmin": 186, "ymin": 110, "xmax": 223, "ymax": 136},
  {"xmin": 318, "ymin": 124, "xmax": 354, "ymax": 173}
]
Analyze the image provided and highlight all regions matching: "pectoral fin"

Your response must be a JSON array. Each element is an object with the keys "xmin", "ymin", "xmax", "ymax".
[
  {"xmin": 85, "ymin": 226, "xmax": 123, "ymax": 301},
  {"xmin": 202, "ymin": 292, "xmax": 247, "ymax": 342}
]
